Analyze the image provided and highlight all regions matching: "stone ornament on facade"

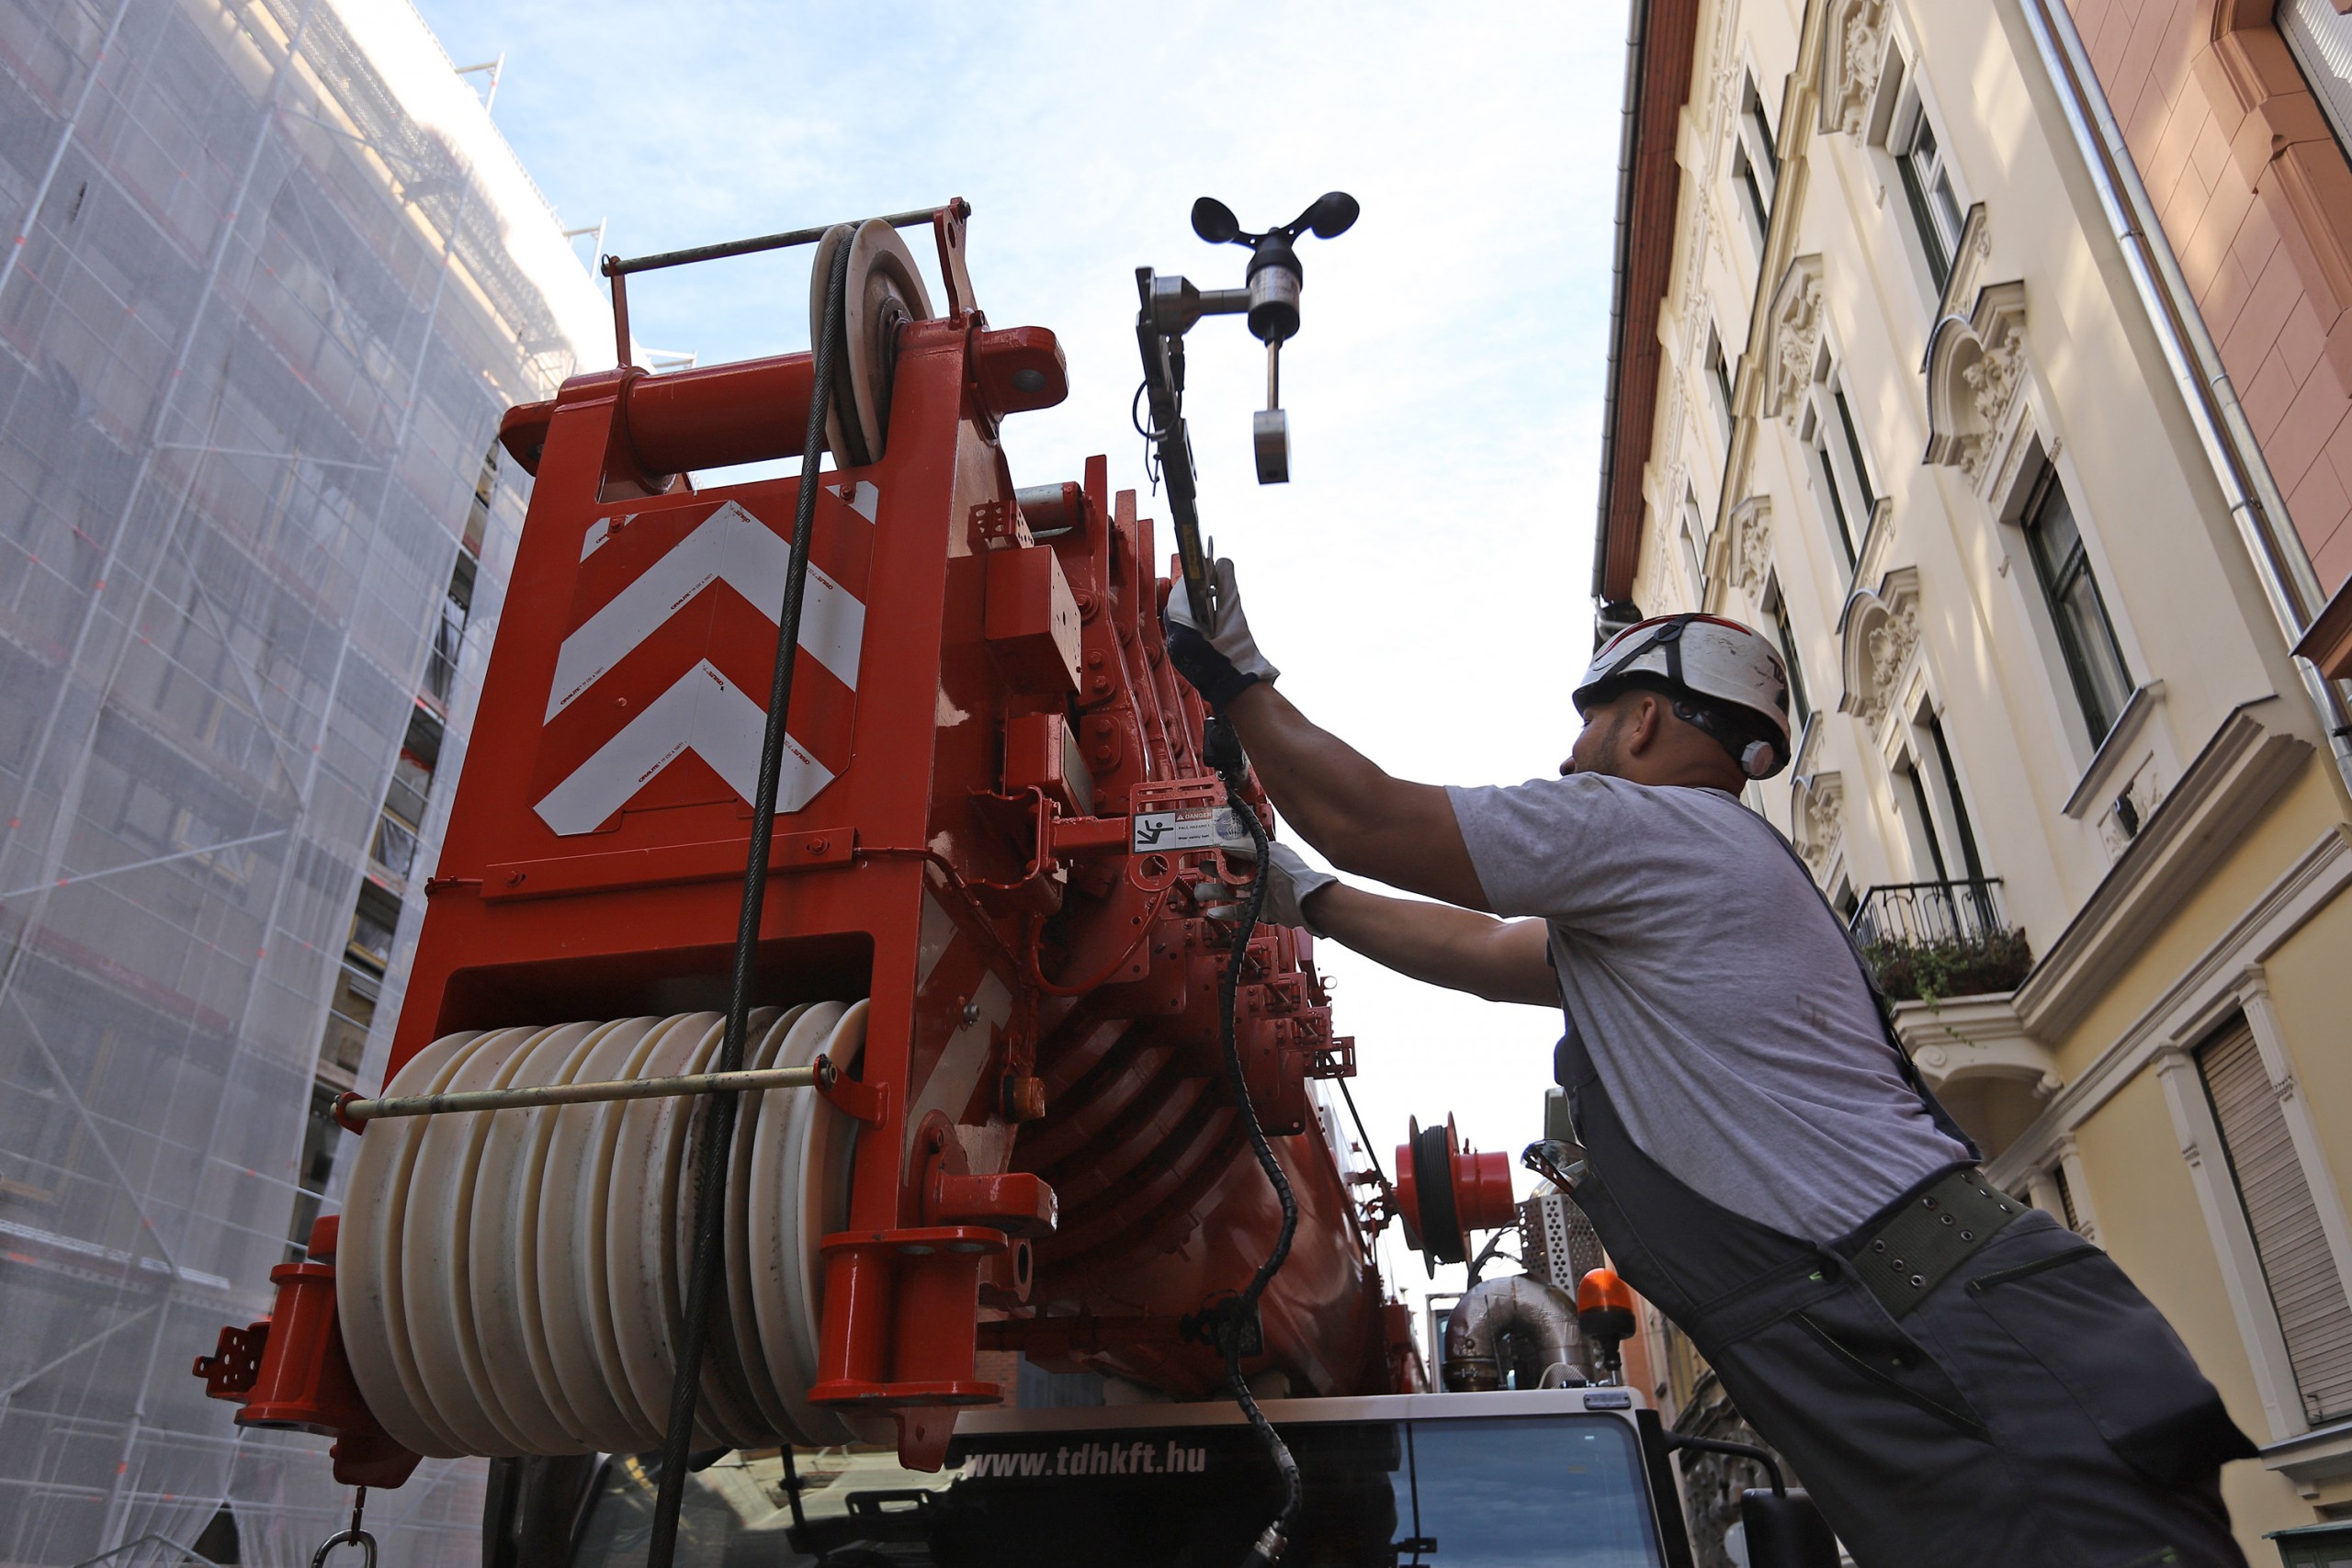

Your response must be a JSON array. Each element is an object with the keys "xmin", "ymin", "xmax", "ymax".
[
  {"xmin": 1763, "ymin": 254, "xmax": 1826, "ymax": 425},
  {"xmin": 1727, "ymin": 495, "xmax": 1773, "ymax": 595},
  {"xmin": 1818, "ymin": 0, "xmax": 1893, "ymax": 136},
  {"xmin": 1924, "ymin": 279, "xmax": 2030, "ymax": 491},
  {"xmin": 1792, "ymin": 769, "xmax": 1846, "ymax": 877},
  {"xmin": 1838, "ymin": 566, "xmax": 1921, "ymax": 727}
]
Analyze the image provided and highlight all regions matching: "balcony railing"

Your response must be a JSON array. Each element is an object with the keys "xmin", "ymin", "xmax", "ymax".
[{"xmin": 1849, "ymin": 878, "xmax": 2031, "ymax": 1003}]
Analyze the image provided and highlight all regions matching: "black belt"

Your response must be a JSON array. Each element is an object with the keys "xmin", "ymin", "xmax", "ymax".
[{"xmin": 1843, "ymin": 1168, "xmax": 2030, "ymax": 1319}]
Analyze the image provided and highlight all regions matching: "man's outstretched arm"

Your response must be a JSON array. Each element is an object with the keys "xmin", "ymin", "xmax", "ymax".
[
  {"xmin": 1224, "ymin": 682, "xmax": 1491, "ymax": 911},
  {"xmin": 1301, "ymin": 878, "xmax": 1556, "ymax": 1007}
]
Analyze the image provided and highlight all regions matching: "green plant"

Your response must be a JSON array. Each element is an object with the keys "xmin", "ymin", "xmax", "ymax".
[{"xmin": 1861, "ymin": 928, "xmax": 2033, "ymax": 1004}]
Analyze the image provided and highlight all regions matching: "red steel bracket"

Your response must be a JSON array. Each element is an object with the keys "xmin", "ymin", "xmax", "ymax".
[{"xmin": 813, "ymin": 1055, "xmax": 887, "ymax": 1124}]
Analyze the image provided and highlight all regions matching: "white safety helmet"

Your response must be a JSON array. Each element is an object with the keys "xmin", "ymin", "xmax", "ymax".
[{"xmin": 1573, "ymin": 613, "xmax": 1793, "ymax": 779}]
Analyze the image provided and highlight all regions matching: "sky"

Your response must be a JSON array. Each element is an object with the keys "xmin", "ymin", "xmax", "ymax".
[{"xmin": 416, "ymin": 0, "xmax": 1632, "ymax": 1309}]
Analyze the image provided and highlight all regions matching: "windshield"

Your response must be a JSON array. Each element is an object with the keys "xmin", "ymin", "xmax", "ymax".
[{"xmin": 571, "ymin": 1415, "xmax": 1664, "ymax": 1567}]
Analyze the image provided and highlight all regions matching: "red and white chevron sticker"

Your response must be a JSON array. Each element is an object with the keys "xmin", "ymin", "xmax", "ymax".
[{"xmin": 531, "ymin": 484, "xmax": 876, "ymax": 836}]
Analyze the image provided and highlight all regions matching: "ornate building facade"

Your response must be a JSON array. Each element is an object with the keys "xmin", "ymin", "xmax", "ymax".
[{"xmin": 1596, "ymin": 0, "xmax": 2352, "ymax": 1556}]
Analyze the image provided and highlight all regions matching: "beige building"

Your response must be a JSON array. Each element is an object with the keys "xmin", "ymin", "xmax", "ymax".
[{"xmin": 1594, "ymin": 0, "xmax": 2352, "ymax": 1558}]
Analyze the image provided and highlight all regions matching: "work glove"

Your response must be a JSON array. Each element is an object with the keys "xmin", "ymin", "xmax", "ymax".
[
  {"xmin": 1164, "ymin": 557, "xmax": 1279, "ymax": 711},
  {"xmin": 1207, "ymin": 840, "xmax": 1339, "ymax": 934}
]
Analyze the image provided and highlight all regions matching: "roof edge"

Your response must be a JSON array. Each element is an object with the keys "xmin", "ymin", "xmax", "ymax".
[{"xmin": 1590, "ymin": 0, "xmax": 1703, "ymax": 605}]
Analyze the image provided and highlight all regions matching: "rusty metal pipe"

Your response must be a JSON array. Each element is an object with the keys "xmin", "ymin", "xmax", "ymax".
[
  {"xmin": 335, "ymin": 1060, "xmax": 828, "ymax": 1124},
  {"xmin": 604, "ymin": 205, "xmax": 948, "ymax": 276}
]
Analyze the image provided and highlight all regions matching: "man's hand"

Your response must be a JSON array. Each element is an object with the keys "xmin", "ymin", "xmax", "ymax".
[
  {"xmin": 1165, "ymin": 558, "xmax": 1279, "ymax": 710},
  {"xmin": 1224, "ymin": 841, "xmax": 1338, "ymax": 931},
  {"xmin": 1167, "ymin": 556, "xmax": 1487, "ymax": 911}
]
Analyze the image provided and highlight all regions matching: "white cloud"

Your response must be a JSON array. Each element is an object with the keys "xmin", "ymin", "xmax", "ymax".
[{"xmin": 420, "ymin": 0, "xmax": 1626, "ymax": 1306}]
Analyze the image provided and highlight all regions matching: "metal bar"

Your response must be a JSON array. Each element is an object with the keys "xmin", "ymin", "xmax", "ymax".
[
  {"xmin": 338, "ymin": 1063, "xmax": 824, "ymax": 1122},
  {"xmin": 603, "ymin": 206, "xmax": 947, "ymax": 277},
  {"xmin": 70, "ymin": 1535, "xmax": 217, "ymax": 1568}
]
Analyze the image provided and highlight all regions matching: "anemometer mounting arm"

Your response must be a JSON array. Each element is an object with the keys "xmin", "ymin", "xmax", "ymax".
[{"xmin": 1133, "ymin": 190, "xmax": 1359, "ymax": 622}]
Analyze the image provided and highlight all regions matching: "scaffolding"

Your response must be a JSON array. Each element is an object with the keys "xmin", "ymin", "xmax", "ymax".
[{"xmin": 0, "ymin": 0, "xmax": 609, "ymax": 1560}]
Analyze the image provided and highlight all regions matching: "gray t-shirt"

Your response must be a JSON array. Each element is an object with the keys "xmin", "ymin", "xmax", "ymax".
[{"xmin": 1449, "ymin": 774, "xmax": 1970, "ymax": 1241}]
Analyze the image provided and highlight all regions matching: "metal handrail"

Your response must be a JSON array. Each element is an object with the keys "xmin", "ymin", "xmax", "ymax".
[
  {"xmin": 70, "ymin": 1536, "xmax": 217, "ymax": 1568},
  {"xmin": 1849, "ymin": 877, "xmax": 2011, "ymax": 950}
]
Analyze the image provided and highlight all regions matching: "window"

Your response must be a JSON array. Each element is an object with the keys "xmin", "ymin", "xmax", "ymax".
[
  {"xmin": 1705, "ymin": 323, "xmax": 1735, "ymax": 437},
  {"xmin": 424, "ymin": 553, "xmax": 477, "ymax": 705},
  {"xmin": 2199, "ymin": 1017, "xmax": 2352, "ymax": 1425},
  {"xmin": 1895, "ymin": 102, "xmax": 1966, "ymax": 290},
  {"xmin": 348, "ymin": 883, "xmax": 401, "ymax": 972},
  {"xmin": 1832, "ymin": 381, "xmax": 1878, "ymax": 517},
  {"xmin": 1891, "ymin": 707, "xmax": 1985, "ymax": 893},
  {"xmin": 1895, "ymin": 754, "xmax": 1951, "ymax": 881},
  {"xmin": 1679, "ymin": 491, "xmax": 1708, "ymax": 603},
  {"xmin": 424, "ymin": 590, "xmax": 467, "ymax": 704},
  {"xmin": 1731, "ymin": 73, "xmax": 1778, "ymax": 242},
  {"xmin": 1765, "ymin": 580, "xmax": 1810, "ymax": 729},
  {"xmin": 1920, "ymin": 711, "xmax": 1984, "ymax": 882},
  {"xmin": 1810, "ymin": 427, "xmax": 1860, "ymax": 568},
  {"xmin": 2280, "ymin": 0, "xmax": 2352, "ymax": 156},
  {"xmin": 1803, "ymin": 351, "xmax": 1878, "ymax": 572},
  {"xmin": 2020, "ymin": 465, "xmax": 2132, "ymax": 742}
]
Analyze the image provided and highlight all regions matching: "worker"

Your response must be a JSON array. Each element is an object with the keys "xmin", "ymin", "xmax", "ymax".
[{"xmin": 1166, "ymin": 561, "xmax": 2256, "ymax": 1568}]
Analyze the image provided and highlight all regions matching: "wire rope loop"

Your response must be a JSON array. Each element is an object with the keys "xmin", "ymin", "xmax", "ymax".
[{"xmin": 309, "ymin": 1529, "xmax": 377, "ymax": 1568}]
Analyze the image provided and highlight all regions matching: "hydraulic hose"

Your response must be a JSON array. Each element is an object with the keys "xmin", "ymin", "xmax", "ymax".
[
  {"xmin": 644, "ymin": 230, "xmax": 854, "ymax": 1568},
  {"xmin": 1205, "ymin": 716, "xmax": 1302, "ymax": 1567}
]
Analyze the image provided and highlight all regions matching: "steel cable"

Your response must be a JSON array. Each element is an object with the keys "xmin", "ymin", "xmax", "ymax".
[{"xmin": 645, "ymin": 229, "xmax": 854, "ymax": 1567}]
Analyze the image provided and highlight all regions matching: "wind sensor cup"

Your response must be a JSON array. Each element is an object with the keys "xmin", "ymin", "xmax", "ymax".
[{"xmin": 1135, "ymin": 191, "xmax": 1358, "ymax": 621}]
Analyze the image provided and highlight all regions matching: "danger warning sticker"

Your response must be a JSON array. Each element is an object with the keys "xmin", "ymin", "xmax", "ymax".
[{"xmin": 1129, "ymin": 806, "xmax": 1253, "ymax": 855}]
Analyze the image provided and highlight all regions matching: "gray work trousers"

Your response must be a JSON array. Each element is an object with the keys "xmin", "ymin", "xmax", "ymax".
[{"xmin": 1556, "ymin": 1030, "xmax": 2255, "ymax": 1568}]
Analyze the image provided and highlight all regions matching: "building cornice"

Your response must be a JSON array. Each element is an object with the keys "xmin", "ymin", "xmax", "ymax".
[
  {"xmin": 1593, "ymin": 0, "xmax": 1706, "ymax": 604},
  {"xmin": 2010, "ymin": 698, "xmax": 2312, "ymax": 1042},
  {"xmin": 1986, "ymin": 819, "xmax": 2352, "ymax": 1191}
]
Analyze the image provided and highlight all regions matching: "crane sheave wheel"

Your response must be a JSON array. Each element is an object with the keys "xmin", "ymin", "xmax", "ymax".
[
  {"xmin": 809, "ymin": 219, "xmax": 934, "ymax": 468},
  {"xmin": 338, "ymin": 1005, "xmax": 866, "ymax": 1459}
]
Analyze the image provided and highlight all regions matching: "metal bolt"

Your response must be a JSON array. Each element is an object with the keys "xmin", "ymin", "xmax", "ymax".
[
  {"xmin": 1091, "ymin": 674, "xmax": 1111, "ymax": 694},
  {"xmin": 1087, "ymin": 649, "xmax": 1104, "ymax": 670},
  {"xmin": 807, "ymin": 838, "xmax": 831, "ymax": 854},
  {"xmin": 962, "ymin": 1001, "xmax": 981, "ymax": 1027}
]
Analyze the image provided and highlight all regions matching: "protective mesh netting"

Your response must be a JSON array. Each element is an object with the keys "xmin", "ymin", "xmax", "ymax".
[{"xmin": 0, "ymin": 0, "xmax": 608, "ymax": 1559}]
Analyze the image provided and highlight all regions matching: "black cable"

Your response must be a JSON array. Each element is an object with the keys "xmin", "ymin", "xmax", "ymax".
[
  {"xmin": 1205, "ymin": 720, "xmax": 1302, "ymax": 1567},
  {"xmin": 645, "ymin": 230, "xmax": 854, "ymax": 1568},
  {"xmin": 1332, "ymin": 1073, "xmax": 1391, "ymax": 1194}
]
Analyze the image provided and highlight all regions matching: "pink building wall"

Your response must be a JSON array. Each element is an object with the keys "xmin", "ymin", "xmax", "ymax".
[{"xmin": 2067, "ymin": 0, "xmax": 2352, "ymax": 638}]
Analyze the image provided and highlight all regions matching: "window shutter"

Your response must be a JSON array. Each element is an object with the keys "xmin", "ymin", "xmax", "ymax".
[
  {"xmin": 2281, "ymin": 0, "xmax": 2352, "ymax": 156},
  {"xmin": 2200, "ymin": 1020, "xmax": 2352, "ymax": 1425}
]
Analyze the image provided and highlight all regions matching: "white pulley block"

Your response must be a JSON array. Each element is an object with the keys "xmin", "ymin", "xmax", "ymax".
[
  {"xmin": 337, "ymin": 1004, "xmax": 865, "ymax": 1459},
  {"xmin": 809, "ymin": 219, "xmax": 934, "ymax": 467}
]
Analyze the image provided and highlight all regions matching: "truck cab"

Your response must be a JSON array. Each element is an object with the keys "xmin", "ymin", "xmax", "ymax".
[{"xmin": 554, "ymin": 1388, "xmax": 1692, "ymax": 1567}]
